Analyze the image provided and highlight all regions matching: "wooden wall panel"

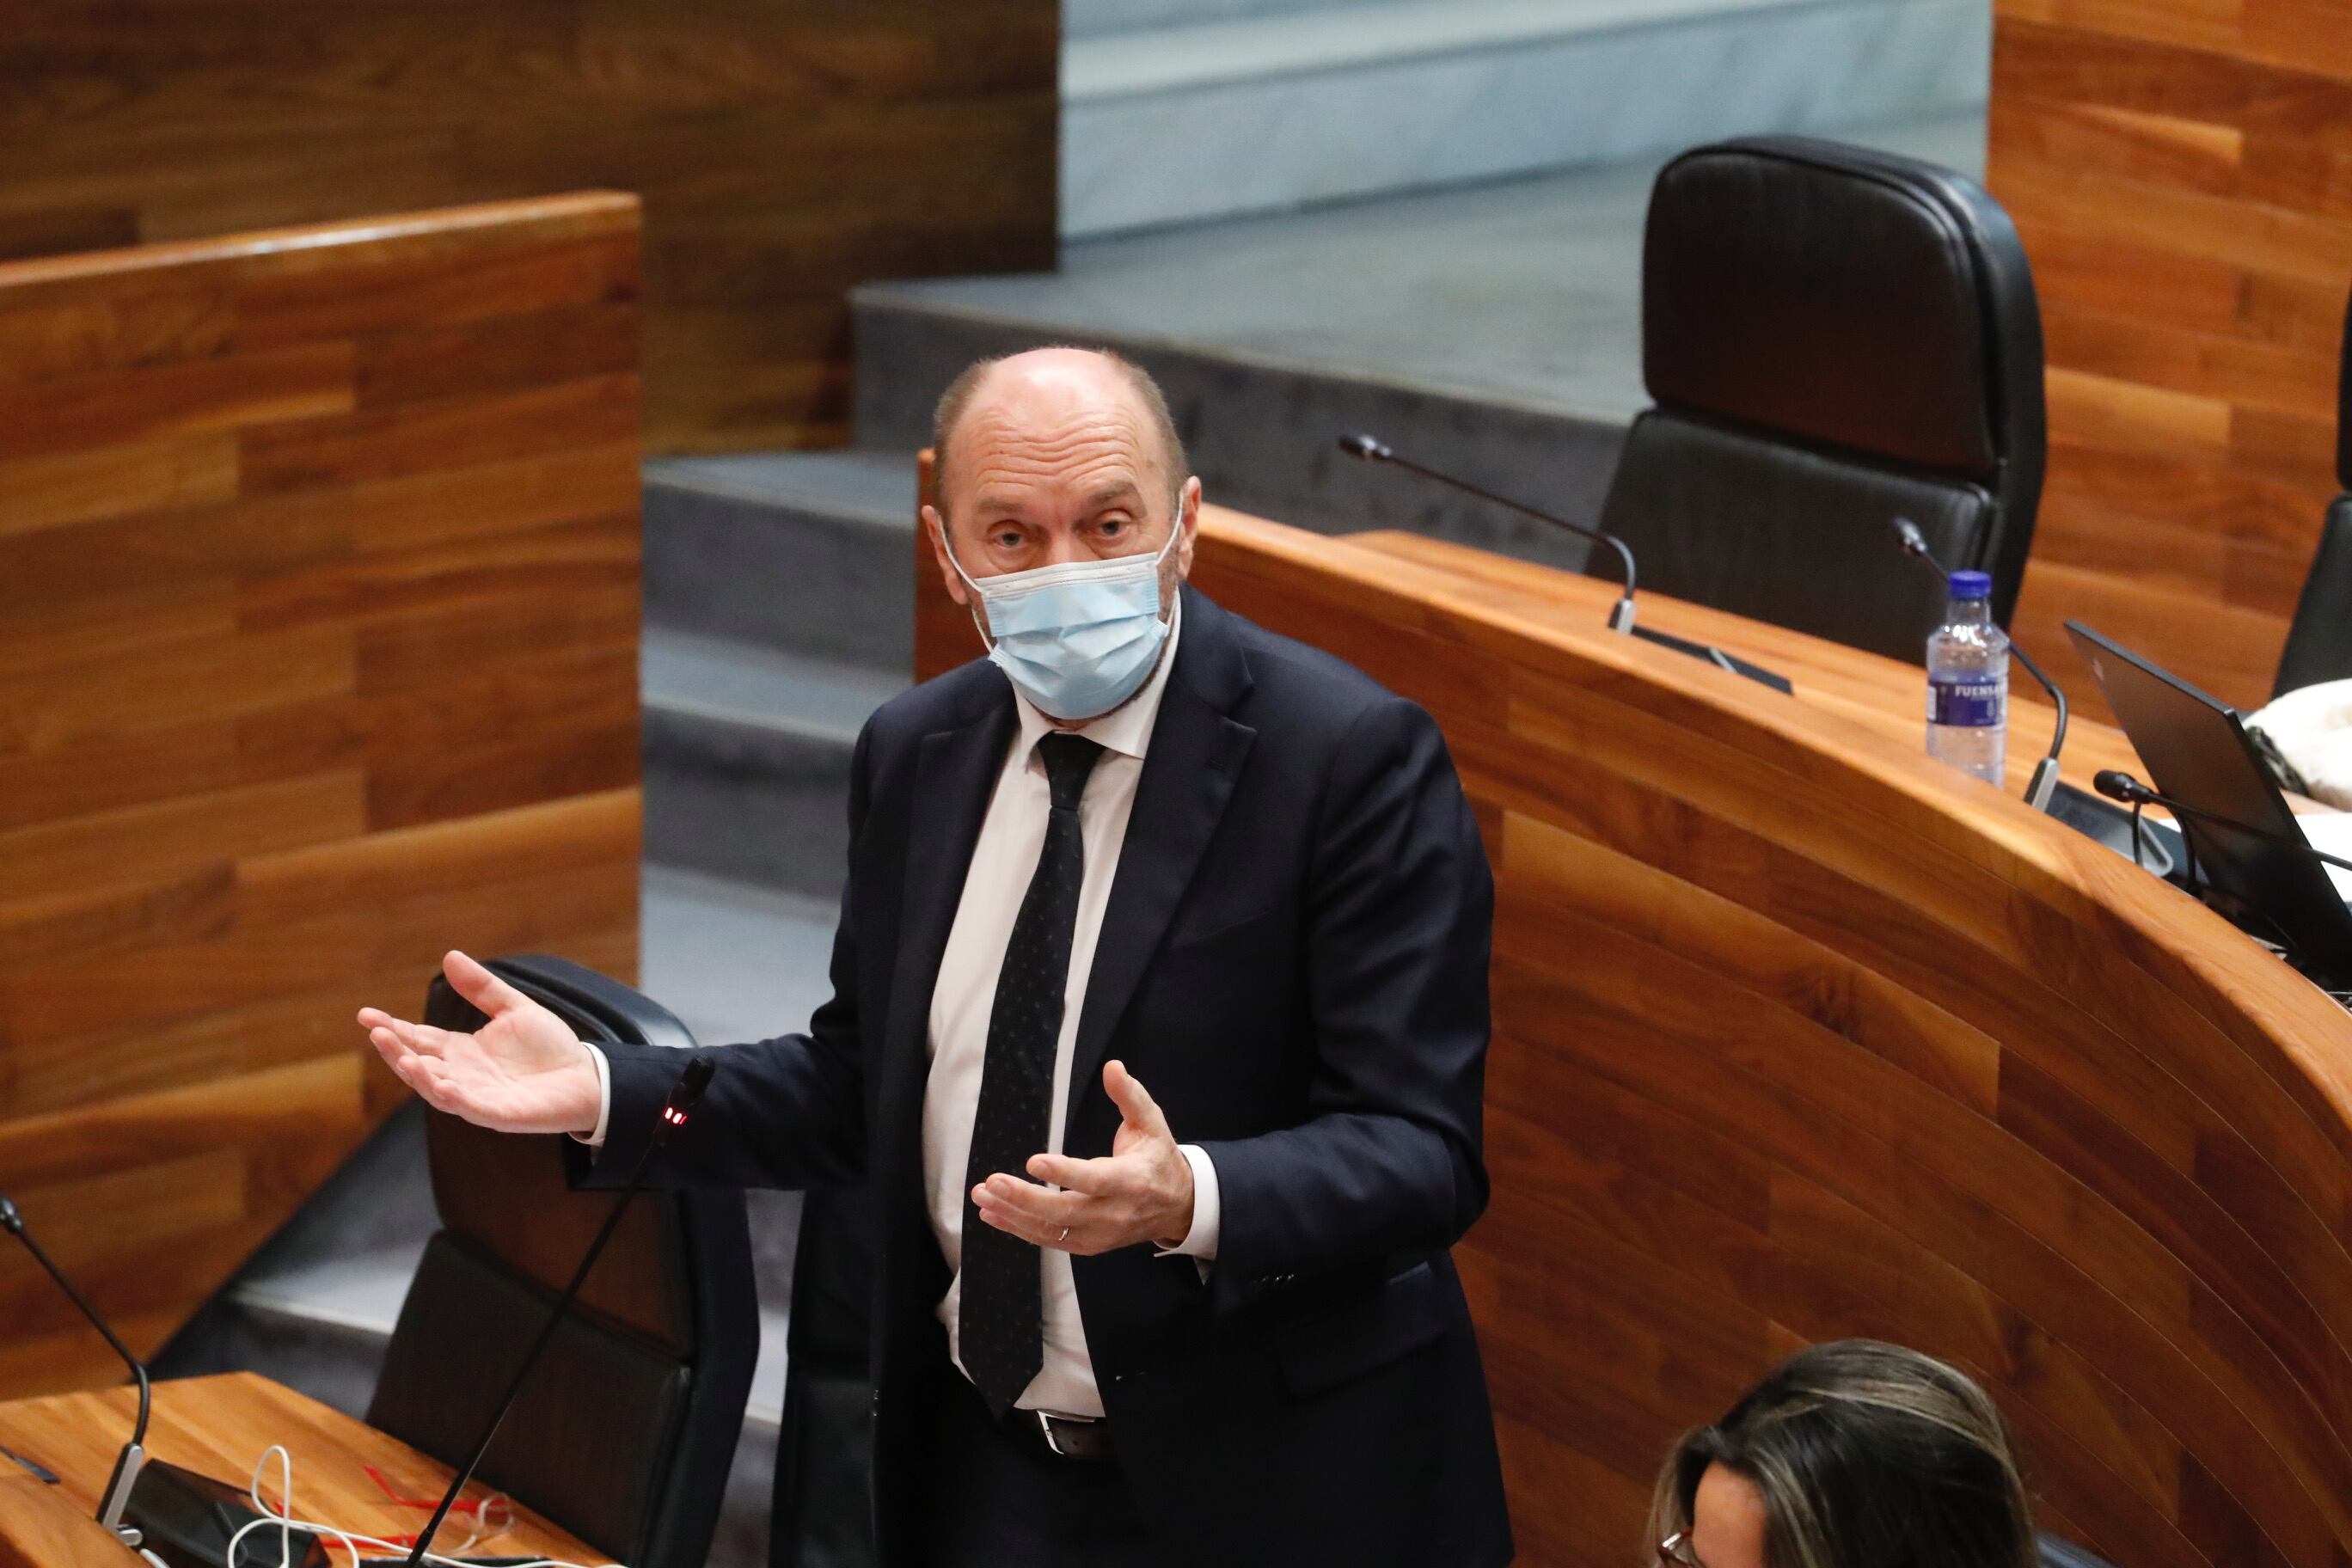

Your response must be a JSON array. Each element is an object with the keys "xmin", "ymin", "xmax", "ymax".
[
  {"xmin": 916, "ymin": 499, "xmax": 2352, "ymax": 1567},
  {"xmin": 0, "ymin": 3, "xmax": 1059, "ymax": 454},
  {"xmin": 1989, "ymin": 0, "xmax": 2352, "ymax": 714},
  {"xmin": 0, "ymin": 195, "xmax": 646, "ymax": 1401}
]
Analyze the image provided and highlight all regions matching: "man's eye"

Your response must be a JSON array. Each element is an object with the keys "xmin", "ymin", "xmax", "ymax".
[{"xmin": 991, "ymin": 530, "xmax": 1023, "ymax": 549}]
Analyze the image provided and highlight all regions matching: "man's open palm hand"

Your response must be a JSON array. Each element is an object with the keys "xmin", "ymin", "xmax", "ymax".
[
  {"xmin": 971, "ymin": 1060, "xmax": 1196, "ymax": 1255},
  {"xmin": 358, "ymin": 951, "xmax": 601, "ymax": 1135}
]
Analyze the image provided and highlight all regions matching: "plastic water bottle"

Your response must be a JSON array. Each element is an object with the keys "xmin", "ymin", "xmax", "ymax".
[{"xmin": 1925, "ymin": 570, "xmax": 2009, "ymax": 786}]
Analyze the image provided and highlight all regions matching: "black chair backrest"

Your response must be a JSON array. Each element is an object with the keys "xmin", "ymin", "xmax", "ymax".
[
  {"xmin": 367, "ymin": 954, "xmax": 757, "ymax": 1568},
  {"xmin": 2271, "ymin": 281, "xmax": 2352, "ymax": 698},
  {"xmin": 1600, "ymin": 134, "xmax": 2047, "ymax": 662}
]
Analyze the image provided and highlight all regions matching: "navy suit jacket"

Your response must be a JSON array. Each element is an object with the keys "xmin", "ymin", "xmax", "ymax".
[{"xmin": 582, "ymin": 586, "xmax": 1511, "ymax": 1565}]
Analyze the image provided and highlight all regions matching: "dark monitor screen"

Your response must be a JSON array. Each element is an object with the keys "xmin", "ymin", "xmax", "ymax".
[{"xmin": 2065, "ymin": 621, "xmax": 2352, "ymax": 986}]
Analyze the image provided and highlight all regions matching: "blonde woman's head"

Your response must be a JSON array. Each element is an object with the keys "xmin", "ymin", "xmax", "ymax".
[{"xmin": 1648, "ymin": 1340, "xmax": 2034, "ymax": 1568}]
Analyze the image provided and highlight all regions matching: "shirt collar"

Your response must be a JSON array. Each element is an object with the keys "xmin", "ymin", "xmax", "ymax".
[{"xmin": 1010, "ymin": 595, "xmax": 1184, "ymax": 765}]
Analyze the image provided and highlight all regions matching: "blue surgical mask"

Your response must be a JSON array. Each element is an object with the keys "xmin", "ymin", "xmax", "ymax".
[{"xmin": 941, "ymin": 513, "xmax": 1182, "ymax": 721}]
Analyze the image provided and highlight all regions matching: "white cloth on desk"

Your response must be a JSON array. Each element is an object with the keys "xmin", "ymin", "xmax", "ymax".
[{"xmin": 2249, "ymin": 677, "xmax": 2352, "ymax": 812}]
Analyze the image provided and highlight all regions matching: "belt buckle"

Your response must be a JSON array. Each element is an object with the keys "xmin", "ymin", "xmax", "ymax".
[{"xmin": 1033, "ymin": 1408, "xmax": 1093, "ymax": 1458}]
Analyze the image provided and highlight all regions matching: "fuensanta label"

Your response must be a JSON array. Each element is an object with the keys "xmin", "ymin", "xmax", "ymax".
[{"xmin": 1928, "ymin": 673, "xmax": 2006, "ymax": 727}]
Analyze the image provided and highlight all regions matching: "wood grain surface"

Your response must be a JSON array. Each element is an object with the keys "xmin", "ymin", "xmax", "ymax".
[
  {"xmin": 0, "ymin": 2, "xmax": 1059, "ymax": 454},
  {"xmin": 914, "ymin": 494, "xmax": 2352, "ymax": 1568},
  {"xmin": 0, "ymin": 198, "xmax": 646, "ymax": 1403},
  {"xmin": 1988, "ymin": 0, "xmax": 2352, "ymax": 716},
  {"xmin": 0, "ymin": 1473, "xmax": 126, "ymax": 1568},
  {"xmin": 0, "ymin": 1373, "xmax": 600, "ymax": 1567}
]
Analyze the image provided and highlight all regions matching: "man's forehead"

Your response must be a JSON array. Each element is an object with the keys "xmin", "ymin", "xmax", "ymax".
[
  {"xmin": 957, "ymin": 359, "xmax": 1154, "ymax": 446},
  {"xmin": 946, "ymin": 362, "xmax": 1165, "ymax": 500},
  {"xmin": 966, "ymin": 473, "xmax": 1148, "ymax": 517}
]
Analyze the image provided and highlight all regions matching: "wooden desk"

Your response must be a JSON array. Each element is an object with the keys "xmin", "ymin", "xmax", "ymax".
[
  {"xmin": 0, "ymin": 1375, "xmax": 601, "ymax": 1568},
  {"xmin": 1344, "ymin": 528, "xmax": 2149, "ymax": 801},
  {"xmin": 910, "ymin": 502, "xmax": 2352, "ymax": 1568}
]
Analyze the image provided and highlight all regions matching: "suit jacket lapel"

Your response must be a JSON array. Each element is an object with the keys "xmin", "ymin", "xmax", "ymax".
[
  {"xmin": 881, "ymin": 689, "xmax": 1016, "ymax": 1153},
  {"xmin": 1065, "ymin": 588, "xmax": 1256, "ymax": 1136}
]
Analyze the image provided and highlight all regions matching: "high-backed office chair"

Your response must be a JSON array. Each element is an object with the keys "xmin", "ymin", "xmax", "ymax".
[
  {"xmin": 1599, "ymin": 135, "xmax": 2047, "ymax": 663},
  {"xmin": 2271, "ymin": 283, "xmax": 2352, "ymax": 698},
  {"xmin": 368, "ymin": 954, "xmax": 757, "ymax": 1568}
]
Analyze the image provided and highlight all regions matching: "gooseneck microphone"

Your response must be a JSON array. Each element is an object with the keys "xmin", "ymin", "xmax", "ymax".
[
  {"xmin": 2092, "ymin": 770, "xmax": 2352, "ymax": 875},
  {"xmin": 1891, "ymin": 518, "xmax": 2068, "ymax": 812},
  {"xmin": 1338, "ymin": 432, "xmax": 1638, "ymax": 631},
  {"xmin": 1338, "ymin": 433, "xmax": 1791, "ymax": 692},
  {"xmin": 0, "ymin": 1193, "xmax": 150, "ymax": 1539},
  {"xmin": 398, "ymin": 1053, "xmax": 716, "ymax": 1568}
]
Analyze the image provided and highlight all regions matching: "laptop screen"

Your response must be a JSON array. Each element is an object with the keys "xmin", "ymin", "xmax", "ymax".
[{"xmin": 2065, "ymin": 621, "xmax": 2352, "ymax": 987}]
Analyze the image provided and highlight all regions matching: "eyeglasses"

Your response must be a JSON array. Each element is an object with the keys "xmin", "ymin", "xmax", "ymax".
[{"xmin": 1657, "ymin": 1530, "xmax": 1705, "ymax": 1568}]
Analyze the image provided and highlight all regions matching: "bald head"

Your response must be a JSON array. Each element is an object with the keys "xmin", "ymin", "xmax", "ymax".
[
  {"xmin": 931, "ymin": 347, "xmax": 1186, "ymax": 520},
  {"xmin": 920, "ymin": 346, "xmax": 1202, "ymax": 634}
]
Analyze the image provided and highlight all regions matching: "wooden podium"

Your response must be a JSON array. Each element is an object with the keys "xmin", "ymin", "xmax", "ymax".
[
  {"xmin": 0, "ymin": 1375, "xmax": 598, "ymax": 1568},
  {"xmin": 912, "ymin": 502, "xmax": 2352, "ymax": 1568}
]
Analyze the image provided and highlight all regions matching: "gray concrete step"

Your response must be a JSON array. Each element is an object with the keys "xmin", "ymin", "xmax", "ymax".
[
  {"xmin": 641, "ymin": 629, "xmax": 908, "ymax": 901},
  {"xmin": 1062, "ymin": 0, "xmax": 1990, "ymax": 237},
  {"xmin": 1067, "ymin": 0, "xmax": 1404, "ymax": 40},
  {"xmin": 856, "ymin": 285, "xmax": 1617, "ymax": 573},
  {"xmin": 858, "ymin": 109, "xmax": 1983, "ymax": 572},
  {"xmin": 644, "ymin": 450, "xmax": 917, "ymax": 673}
]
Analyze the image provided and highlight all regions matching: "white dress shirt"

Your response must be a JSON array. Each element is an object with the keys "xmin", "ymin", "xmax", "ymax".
[
  {"xmin": 577, "ymin": 599, "xmax": 1219, "ymax": 1418},
  {"xmin": 923, "ymin": 597, "xmax": 1218, "ymax": 1418}
]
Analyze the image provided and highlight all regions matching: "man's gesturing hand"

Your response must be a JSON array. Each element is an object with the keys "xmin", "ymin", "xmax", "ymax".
[
  {"xmin": 973, "ymin": 1060, "xmax": 1195, "ymax": 1255},
  {"xmin": 357, "ymin": 950, "xmax": 603, "ymax": 1136}
]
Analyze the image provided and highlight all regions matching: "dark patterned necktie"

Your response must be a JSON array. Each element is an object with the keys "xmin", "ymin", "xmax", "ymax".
[{"xmin": 959, "ymin": 731, "xmax": 1105, "ymax": 1416}]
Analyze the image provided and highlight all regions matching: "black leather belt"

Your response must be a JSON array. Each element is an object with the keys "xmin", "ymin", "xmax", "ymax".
[
  {"xmin": 1013, "ymin": 1406, "xmax": 1118, "ymax": 1463},
  {"xmin": 946, "ymin": 1365, "xmax": 1119, "ymax": 1462}
]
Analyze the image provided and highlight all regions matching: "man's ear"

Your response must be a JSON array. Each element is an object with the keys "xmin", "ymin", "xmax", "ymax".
[
  {"xmin": 1173, "ymin": 476, "xmax": 1202, "ymax": 580},
  {"xmin": 922, "ymin": 505, "xmax": 971, "ymax": 609}
]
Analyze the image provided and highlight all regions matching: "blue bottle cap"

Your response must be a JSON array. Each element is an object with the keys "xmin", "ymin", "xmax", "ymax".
[{"xmin": 1948, "ymin": 570, "xmax": 1993, "ymax": 600}]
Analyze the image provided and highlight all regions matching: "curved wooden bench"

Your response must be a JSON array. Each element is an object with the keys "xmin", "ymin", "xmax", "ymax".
[{"xmin": 0, "ymin": 194, "xmax": 645, "ymax": 1401}]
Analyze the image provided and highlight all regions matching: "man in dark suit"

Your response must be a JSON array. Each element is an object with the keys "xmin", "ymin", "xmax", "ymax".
[{"xmin": 358, "ymin": 347, "xmax": 1510, "ymax": 1566}]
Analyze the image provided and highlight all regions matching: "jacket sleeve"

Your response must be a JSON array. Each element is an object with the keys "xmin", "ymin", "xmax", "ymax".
[
  {"xmin": 1191, "ymin": 695, "xmax": 1493, "ymax": 1286},
  {"xmin": 567, "ymin": 719, "xmax": 875, "ymax": 1192}
]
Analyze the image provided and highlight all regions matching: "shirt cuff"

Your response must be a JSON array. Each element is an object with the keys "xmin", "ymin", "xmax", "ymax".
[
  {"xmin": 568, "ymin": 1044, "xmax": 612, "ymax": 1149},
  {"xmin": 1156, "ymin": 1144, "xmax": 1221, "ymax": 1260}
]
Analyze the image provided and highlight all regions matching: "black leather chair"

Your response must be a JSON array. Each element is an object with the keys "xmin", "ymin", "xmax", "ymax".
[
  {"xmin": 1599, "ymin": 134, "xmax": 2047, "ymax": 663},
  {"xmin": 2271, "ymin": 282, "xmax": 2352, "ymax": 698},
  {"xmin": 368, "ymin": 954, "xmax": 757, "ymax": 1568}
]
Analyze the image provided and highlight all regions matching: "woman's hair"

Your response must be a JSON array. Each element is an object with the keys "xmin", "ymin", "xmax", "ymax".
[{"xmin": 1646, "ymin": 1339, "xmax": 2035, "ymax": 1568}]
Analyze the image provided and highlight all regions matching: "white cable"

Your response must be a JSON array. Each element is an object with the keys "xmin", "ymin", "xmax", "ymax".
[{"xmin": 218, "ymin": 1444, "xmax": 621, "ymax": 1568}]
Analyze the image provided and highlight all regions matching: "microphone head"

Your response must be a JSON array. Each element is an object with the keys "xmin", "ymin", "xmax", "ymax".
[
  {"xmin": 1890, "ymin": 517, "xmax": 1930, "ymax": 556},
  {"xmin": 1337, "ymin": 432, "xmax": 1392, "ymax": 463},
  {"xmin": 659, "ymin": 1055, "xmax": 715, "ymax": 1129},
  {"xmin": 0, "ymin": 1195, "xmax": 18, "ymax": 1234},
  {"xmin": 2092, "ymin": 769, "xmax": 2147, "ymax": 805}
]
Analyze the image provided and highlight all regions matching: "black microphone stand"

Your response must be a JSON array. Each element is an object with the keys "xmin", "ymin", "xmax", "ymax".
[
  {"xmin": 1338, "ymin": 433, "xmax": 1792, "ymax": 693},
  {"xmin": 397, "ymin": 1055, "xmax": 714, "ymax": 1568},
  {"xmin": 0, "ymin": 1194, "xmax": 150, "ymax": 1542},
  {"xmin": 1890, "ymin": 518, "xmax": 2068, "ymax": 812},
  {"xmin": 2092, "ymin": 769, "xmax": 2352, "ymax": 878}
]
